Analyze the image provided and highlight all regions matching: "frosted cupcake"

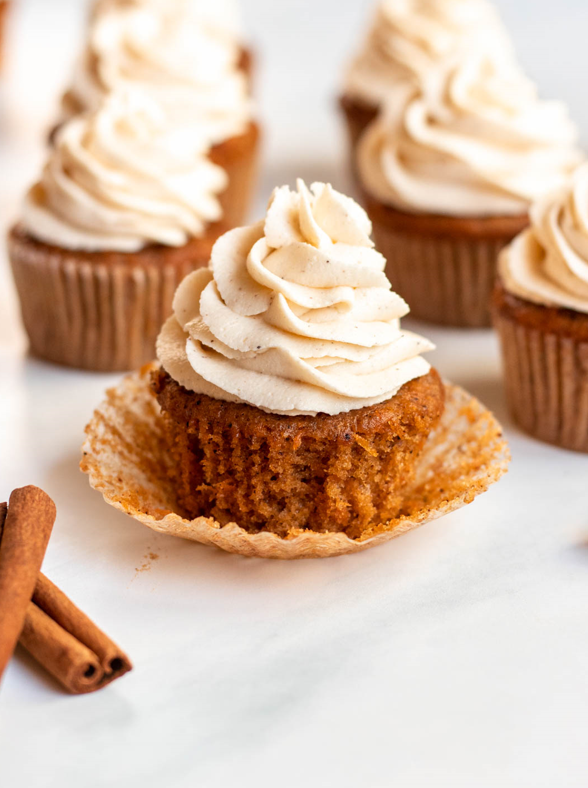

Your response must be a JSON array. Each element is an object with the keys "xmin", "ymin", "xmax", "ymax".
[
  {"xmin": 340, "ymin": 0, "xmax": 514, "ymax": 156},
  {"xmin": 0, "ymin": 1, "xmax": 9, "ymax": 70},
  {"xmin": 493, "ymin": 163, "xmax": 588, "ymax": 452},
  {"xmin": 153, "ymin": 180, "xmax": 444, "ymax": 538},
  {"xmin": 9, "ymin": 92, "xmax": 241, "ymax": 371},
  {"xmin": 358, "ymin": 54, "xmax": 581, "ymax": 327},
  {"xmin": 57, "ymin": 0, "xmax": 259, "ymax": 229}
]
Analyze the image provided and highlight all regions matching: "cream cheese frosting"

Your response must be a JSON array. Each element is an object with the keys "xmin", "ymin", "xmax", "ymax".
[
  {"xmin": 157, "ymin": 180, "xmax": 434, "ymax": 417},
  {"xmin": 499, "ymin": 163, "xmax": 588, "ymax": 314},
  {"xmin": 358, "ymin": 54, "xmax": 581, "ymax": 218},
  {"xmin": 23, "ymin": 92, "xmax": 227, "ymax": 252},
  {"xmin": 344, "ymin": 0, "xmax": 514, "ymax": 107},
  {"xmin": 67, "ymin": 0, "xmax": 250, "ymax": 145}
]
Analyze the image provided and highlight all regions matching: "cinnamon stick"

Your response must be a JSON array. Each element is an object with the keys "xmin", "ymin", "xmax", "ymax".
[
  {"xmin": 19, "ymin": 603, "xmax": 104, "ymax": 694},
  {"xmin": 26, "ymin": 573, "xmax": 132, "ymax": 693},
  {"xmin": 0, "ymin": 487, "xmax": 56, "ymax": 682}
]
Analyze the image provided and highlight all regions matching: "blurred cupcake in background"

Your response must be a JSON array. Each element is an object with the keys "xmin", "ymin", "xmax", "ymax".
[
  {"xmin": 493, "ymin": 163, "xmax": 588, "ymax": 453},
  {"xmin": 9, "ymin": 92, "xmax": 246, "ymax": 372},
  {"xmin": 339, "ymin": 0, "xmax": 514, "ymax": 157},
  {"xmin": 357, "ymin": 53, "xmax": 581, "ymax": 327},
  {"xmin": 61, "ymin": 0, "xmax": 255, "ymax": 152},
  {"xmin": 0, "ymin": 1, "xmax": 9, "ymax": 70}
]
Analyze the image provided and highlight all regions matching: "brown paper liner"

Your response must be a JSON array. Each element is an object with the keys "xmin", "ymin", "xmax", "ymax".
[
  {"xmin": 80, "ymin": 365, "xmax": 510, "ymax": 559},
  {"xmin": 366, "ymin": 198, "xmax": 529, "ymax": 328},
  {"xmin": 8, "ymin": 234, "xmax": 210, "ymax": 372},
  {"xmin": 8, "ymin": 122, "xmax": 260, "ymax": 372},
  {"xmin": 493, "ymin": 302, "xmax": 588, "ymax": 453}
]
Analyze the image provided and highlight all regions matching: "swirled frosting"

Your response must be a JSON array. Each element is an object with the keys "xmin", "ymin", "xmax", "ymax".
[
  {"xmin": 499, "ymin": 163, "xmax": 588, "ymax": 314},
  {"xmin": 67, "ymin": 0, "xmax": 250, "ymax": 145},
  {"xmin": 157, "ymin": 180, "xmax": 434, "ymax": 416},
  {"xmin": 344, "ymin": 0, "xmax": 514, "ymax": 107},
  {"xmin": 23, "ymin": 93, "xmax": 227, "ymax": 252},
  {"xmin": 359, "ymin": 54, "xmax": 581, "ymax": 217}
]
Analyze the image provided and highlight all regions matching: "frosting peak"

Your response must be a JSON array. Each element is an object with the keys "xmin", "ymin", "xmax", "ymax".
[
  {"xmin": 23, "ymin": 93, "xmax": 227, "ymax": 252},
  {"xmin": 500, "ymin": 163, "xmax": 588, "ymax": 314},
  {"xmin": 359, "ymin": 53, "xmax": 581, "ymax": 217},
  {"xmin": 344, "ymin": 0, "xmax": 514, "ymax": 106},
  {"xmin": 68, "ymin": 0, "xmax": 251, "ymax": 145},
  {"xmin": 157, "ymin": 181, "xmax": 434, "ymax": 416}
]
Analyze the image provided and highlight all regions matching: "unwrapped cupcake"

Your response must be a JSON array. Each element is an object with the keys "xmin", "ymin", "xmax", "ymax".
[
  {"xmin": 357, "ymin": 52, "xmax": 581, "ymax": 327},
  {"xmin": 9, "ymin": 92, "xmax": 242, "ymax": 371},
  {"xmin": 493, "ymin": 163, "xmax": 588, "ymax": 453},
  {"xmin": 82, "ymin": 180, "xmax": 510, "ymax": 559},
  {"xmin": 340, "ymin": 0, "xmax": 514, "ymax": 157}
]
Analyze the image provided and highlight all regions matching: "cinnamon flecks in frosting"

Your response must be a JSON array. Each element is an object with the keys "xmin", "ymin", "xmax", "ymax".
[
  {"xmin": 22, "ymin": 93, "xmax": 227, "ymax": 252},
  {"xmin": 358, "ymin": 54, "xmax": 581, "ymax": 218},
  {"xmin": 157, "ymin": 180, "xmax": 434, "ymax": 416},
  {"xmin": 344, "ymin": 0, "xmax": 514, "ymax": 107},
  {"xmin": 499, "ymin": 163, "xmax": 588, "ymax": 314},
  {"xmin": 67, "ymin": 0, "xmax": 251, "ymax": 145}
]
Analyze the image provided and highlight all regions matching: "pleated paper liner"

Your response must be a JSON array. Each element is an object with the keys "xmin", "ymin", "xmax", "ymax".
[
  {"xmin": 365, "ymin": 198, "xmax": 529, "ymax": 328},
  {"xmin": 80, "ymin": 365, "xmax": 510, "ymax": 560},
  {"xmin": 8, "ymin": 234, "xmax": 209, "ymax": 372},
  {"xmin": 493, "ymin": 309, "xmax": 588, "ymax": 453}
]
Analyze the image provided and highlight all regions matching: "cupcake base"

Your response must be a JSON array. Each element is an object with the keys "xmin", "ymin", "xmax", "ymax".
[
  {"xmin": 8, "ymin": 226, "xmax": 225, "ymax": 372},
  {"xmin": 493, "ymin": 279, "xmax": 588, "ymax": 452},
  {"xmin": 364, "ymin": 195, "xmax": 529, "ymax": 328},
  {"xmin": 152, "ymin": 368, "xmax": 445, "ymax": 539},
  {"xmin": 80, "ymin": 364, "xmax": 509, "ymax": 559}
]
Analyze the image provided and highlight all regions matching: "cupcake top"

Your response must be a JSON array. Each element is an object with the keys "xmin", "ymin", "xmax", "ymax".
[
  {"xmin": 66, "ymin": 0, "xmax": 250, "ymax": 145},
  {"xmin": 23, "ymin": 93, "xmax": 227, "ymax": 252},
  {"xmin": 343, "ymin": 0, "xmax": 513, "ymax": 107},
  {"xmin": 499, "ymin": 163, "xmax": 588, "ymax": 314},
  {"xmin": 157, "ymin": 180, "xmax": 434, "ymax": 416},
  {"xmin": 358, "ymin": 54, "xmax": 581, "ymax": 218}
]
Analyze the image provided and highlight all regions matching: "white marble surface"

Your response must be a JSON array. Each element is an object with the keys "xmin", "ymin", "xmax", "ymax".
[{"xmin": 1, "ymin": 1, "xmax": 588, "ymax": 786}]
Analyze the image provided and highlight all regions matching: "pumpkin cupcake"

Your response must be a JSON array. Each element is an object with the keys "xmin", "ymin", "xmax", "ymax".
[
  {"xmin": 153, "ymin": 180, "xmax": 443, "ymax": 538},
  {"xmin": 9, "ymin": 92, "xmax": 242, "ymax": 372},
  {"xmin": 493, "ymin": 163, "xmax": 588, "ymax": 453},
  {"xmin": 340, "ymin": 0, "xmax": 513, "ymax": 159},
  {"xmin": 0, "ymin": 1, "xmax": 9, "ymax": 70},
  {"xmin": 358, "ymin": 54, "xmax": 581, "ymax": 327},
  {"xmin": 82, "ymin": 180, "xmax": 510, "ymax": 558},
  {"xmin": 56, "ymin": 0, "xmax": 259, "ymax": 230}
]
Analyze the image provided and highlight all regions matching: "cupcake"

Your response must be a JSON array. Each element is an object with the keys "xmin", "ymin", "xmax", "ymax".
[
  {"xmin": 62, "ymin": 0, "xmax": 254, "ymax": 138},
  {"xmin": 82, "ymin": 180, "xmax": 510, "ymax": 559},
  {"xmin": 152, "ymin": 180, "xmax": 443, "ymax": 538},
  {"xmin": 9, "ymin": 92, "xmax": 245, "ymax": 372},
  {"xmin": 0, "ymin": 1, "xmax": 9, "ymax": 70},
  {"xmin": 339, "ymin": 0, "xmax": 513, "ymax": 158},
  {"xmin": 358, "ymin": 54, "xmax": 581, "ymax": 327},
  {"xmin": 493, "ymin": 163, "xmax": 588, "ymax": 453}
]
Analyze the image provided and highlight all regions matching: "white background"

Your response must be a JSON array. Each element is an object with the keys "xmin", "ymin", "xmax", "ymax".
[{"xmin": 1, "ymin": 1, "xmax": 588, "ymax": 786}]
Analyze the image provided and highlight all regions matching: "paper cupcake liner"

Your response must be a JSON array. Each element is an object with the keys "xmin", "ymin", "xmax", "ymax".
[
  {"xmin": 372, "ymin": 224, "xmax": 512, "ymax": 328},
  {"xmin": 9, "ymin": 238, "xmax": 201, "ymax": 372},
  {"xmin": 494, "ymin": 310, "xmax": 588, "ymax": 453},
  {"xmin": 80, "ymin": 365, "xmax": 510, "ymax": 559}
]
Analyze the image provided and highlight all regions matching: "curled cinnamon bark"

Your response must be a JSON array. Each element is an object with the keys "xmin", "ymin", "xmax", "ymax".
[{"xmin": 0, "ymin": 487, "xmax": 57, "ymax": 682}]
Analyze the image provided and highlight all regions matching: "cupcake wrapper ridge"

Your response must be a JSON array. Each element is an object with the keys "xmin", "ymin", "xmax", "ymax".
[{"xmin": 494, "ymin": 310, "xmax": 588, "ymax": 452}]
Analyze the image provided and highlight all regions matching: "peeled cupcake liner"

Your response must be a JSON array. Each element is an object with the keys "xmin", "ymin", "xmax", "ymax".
[
  {"xmin": 371, "ymin": 222, "xmax": 513, "ymax": 329},
  {"xmin": 494, "ymin": 310, "xmax": 588, "ymax": 453},
  {"xmin": 80, "ymin": 364, "xmax": 510, "ymax": 560}
]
